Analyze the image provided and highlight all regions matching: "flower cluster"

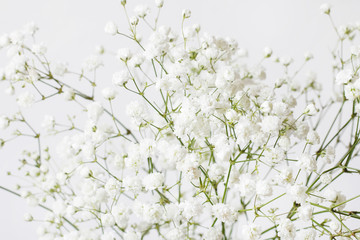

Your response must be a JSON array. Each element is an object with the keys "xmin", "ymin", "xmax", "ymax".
[{"xmin": 1, "ymin": 1, "xmax": 360, "ymax": 240}]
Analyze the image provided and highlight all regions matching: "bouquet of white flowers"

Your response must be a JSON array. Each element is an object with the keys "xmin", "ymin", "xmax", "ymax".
[{"xmin": 0, "ymin": 1, "xmax": 360, "ymax": 239}]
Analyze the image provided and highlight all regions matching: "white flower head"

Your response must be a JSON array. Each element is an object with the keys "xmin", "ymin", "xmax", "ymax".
[
  {"xmin": 182, "ymin": 9, "xmax": 191, "ymax": 19},
  {"xmin": 102, "ymin": 87, "xmax": 117, "ymax": 100},
  {"xmin": 104, "ymin": 21, "xmax": 118, "ymax": 35},
  {"xmin": 336, "ymin": 69, "xmax": 353, "ymax": 85},
  {"xmin": 17, "ymin": 92, "xmax": 35, "ymax": 108},
  {"xmin": 304, "ymin": 103, "xmax": 318, "ymax": 115},
  {"xmin": 320, "ymin": 3, "xmax": 331, "ymax": 15},
  {"xmin": 134, "ymin": 5, "xmax": 150, "ymax": 18},
  {"xmin": 86, "ymin": 102, "xmax": 104, "ymax": 123}
]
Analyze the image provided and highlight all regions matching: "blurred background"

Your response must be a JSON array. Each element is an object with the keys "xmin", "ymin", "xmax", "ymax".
[{"xmin": 1, "ymin": 0, "xmax": 360, "ymax": 238}]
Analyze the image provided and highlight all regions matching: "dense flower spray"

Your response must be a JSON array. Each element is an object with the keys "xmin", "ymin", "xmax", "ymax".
[{"xmin": 0, "ymin": 1, "xmax": 360, "ymax": 240}]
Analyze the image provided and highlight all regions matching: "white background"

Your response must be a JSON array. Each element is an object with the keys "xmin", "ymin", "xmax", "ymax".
[{"xmin": 1, "ymin": 0, "xmax": 360, "ymax": 239}]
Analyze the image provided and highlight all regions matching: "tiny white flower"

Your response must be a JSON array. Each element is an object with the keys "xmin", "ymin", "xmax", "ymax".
[
  {"xmin": 117, "ymin": 48, "xmax": 132, "ymax": 61},
  {"xmin": 263, "ymin": 47, "xmax": 273, "ymax": 58},
  {"xmin": 335, "ymin": 69, "xmax": 353, "ymax": 85},
  {"xmin": 182, "ymin": 9, "xmax": 191, "ymax": 18},
  {"xmin": 155, "ymin": 0, "xmax": 164, "ymax": 8},
  {"xmin": 17, "ymin": 92, "xmax": 35, "ymax": 108},
  {"xmin": 86, "ymin": 102, "xmax": 104, "ymax": 123},
  {"xmin": 104, "ymin": 21, "xmax": 118, "ymax": 35},
  {"xmin": 304, "ymin": 103, "xmax": 318, "ymax": 115},
  {"xmin": 134, "ymin": 5, "xmax": 150, "ymax": 18},
  {"xmin": 320, "ymin": 3, "xmax": 331, "ymax": 15},
  {"xmin": 113, "ymin": 70, "xmax": 131, "ymax": 86},
  {"xmin": 102, "ymin": 87, "xmax": 117, "ymax": 100}
]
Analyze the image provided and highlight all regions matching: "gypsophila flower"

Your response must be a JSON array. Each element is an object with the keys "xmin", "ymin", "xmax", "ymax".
[
  {"xmin": 304, "ymin": 103, "xmax": 318, "ymax": 115},
  {"xmin": 182, "ymin": 9, "xmax": 191, "ymax": 18},
  {"xmin": 134, "ymin": 5, "xmax": 150, "ymax": 18},
  {"xmin": 86, "ymin": 102, "xmax": 104, "ymax": 123},
  {"xmin": 320, "ymin": 172, "xmax": 332, "ymax": 184},
  {"xmin": 83, "ymin": 55, "xmax": 102, "ymax": 71},
  {"xmin": 63, "ymin": 87, "xmax": 75, "ymax": 101},
  {"xmin": 297, "ymin": 153, "xmax": 317, "ymax": 173},
  {"xmin": 155, "ymin": 0, "xmax": 164, "ymax": 8},
  {"xmin": 277, "ymin": 218, "xmax": 296, "ymax": 240},
  {"xmin": 0, "ymin": 115, "xmax": 9, "ymax": 129},
  {"xmin": 298, "ymin": 203, "xmax": 313, "ymax": 221},
  {"xmin": 52, "ymin": 62, "xmax": 68, "ymax": 76},
  {"xmin": 212, "ymin": 203, "xmax": 238, "ymax": 223},
  {"xmin": 242, "ymin": 223, "xmax": 261, "ymax": 240},
  {"xmin": 104, "ymin": 21, "xmax": 118, "ymax": 35},
  {"xmin": 298, "ymin": 229, "xmax": 316, "ymax": 240},
  {"xmin": 16, "ymin": 91, "xmax": 35, "ymax": 107},
  {"xmin": 203, "ymin": 227, "xmax": 223, "ymax": 240},
  {"xmin": 117, "ymin": 48, "xmax": 132, "ymax": 62},
  {"xmin": 101, "ymin": 87, "xmax": 117, "ymax": 100},
  {"xmin": 263, "ymin": 47, "xmax": 272, "ymax": 58},
  {"xmin": 142, "ymin": 172, "xmax": 164, "ymax": 191},
  {"xmin": 320, "ymin": 3, "xmax": 331, "ymax": 15},
  {"xmin": 336, "ymin": 69, "xmax": 353, "ymax": 85},
  {"xmin": 31, "ymin": 42, "xmax": 47, "ymax": 55}
]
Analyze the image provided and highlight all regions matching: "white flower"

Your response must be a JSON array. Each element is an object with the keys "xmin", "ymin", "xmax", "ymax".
[
  {"xmin": 101, "ymin": 87, "xmax": 117, "ymax": 100},
  {"xmin": 260, "ymin": 115, "xmax": 281, "ymax": 133},
  {"xmin": 242, "ymin": 223, "xmax": 261, "ymax": 240},
  {"xmin": 320, "ymin": 3, "xmax": 331, "ymax": 15},
  {"xmin": 320, "ymin": 172, "xmax": 332, "ymax": 184},
  {"xmin": 263, "ymin": 47, "xmax": 272, "ymax": 58},
  {"xmin": 63, "ymin": 88, "xmax": 75, "ymax": 101},
  {"xmin": 23, "ymin": 213, "xmax": 33, "ymax": 222},
  {"xmin": 329, "ymin": 221, "xmax": 340, "ymax": 232},
  {"xmin": 182, "ymin": 9, "xmax": 191, "ymax": 18},
  {"xmin": 322, "ymin": 146, "xmax": 335, "ymax": 164},
  {"xmin": 142, "ymin": 172, "xmax": 164, "ymax": 191},
  {"xmin": 23, "ymin": 22, "xmax": 38, "ymax": 35},
  {"xmin": 304, "ymin": 51, "xmax": 314, "ymax": 61},
  {"xmin": 83, "ymin": 55, "xmax": 102, "ymax": 71},
  {"xmin": 0, "ymin": 34, "xmax": 10, "ymax": 48},
  {"xmin": 298, "ymin": 203, "xmax": 313, "ymax": 221},
  {"xmin": 212, "ymin": 203, "xmax": 238, "ymax": 223},
  {"xmin": 123, "ymin": 175, "xmax": 142, "ymax": 192},
  {"xmin": 31, "ymin": 42, "xmax": 47, "ymax": 55},
  {"xmin": 112, "ymin": 70, "xmax": 130, "ymax": 86},
  {"xmin": 101, "ymin": 213, "xmax": 115, "ymax": 227},
  {"xmin": 288, "ymin": 184, "xmax": 308, "ymax": 203},
  {"xmin": 0, "ymin": 115, "xmax": 9, "ymax": 129},
  {"xmin": 304, "ymin": 103, "xmax": 318, "ymax": 115},
  {"xmin": 277, "ymin": 218, "xmax": 296, "ymax": 239},
  {"xmin": 298, "ymin": 229, "xmax": 316, "ymax": 240},
  {"xmin": 41, "ymin": 115, "xmax": 55, "ymax": 133},
  {"xmin": 166, "ymin": 227, "xmax": 186, "ymax": 240},
  {"xmin": 128, "ymin": 54, "xmax": 145, "ymax": 68},
  {"xmin": 17, "ymin": 92, "xmax": 35, "ymax": 107},
  {"xmin": 52, "ymin": 62, "xmax": 68, "ymax": 76},
  {"xmin": 335, "ymin": 69, "xmax": 352, "ymax": 85},
  {"xmin": 256, "ymin": 179, "xmax": 273, "ymax": 197},
  {"xmin": 134, "ymin": 5, "xmax": 150, "ymax": 18},
  {"xmin": 306, "ymin": 130, "xmax": 320, "ymax": 145},
  {"xmin": 179, "ymin": 198, "xmax": 203, "ymax": 220},
  {"xmin": 104, "ymin": 21, "xmax": 118, "ymax": 35},
  {"xmin": 323, "ymin": 189, "xmax": 346, "ymax": 210},
  {"xmin": 117, "ymin": 48, "xmax": 132, "ymax": 61},
  {"xmin": 297, "ymin": 153, "xmax": 317, "ymax": 173},
  {"xmin": 86, "ymin": 102, "xmax": 104, "ymax": 123},
  {"xmin": 155, "ymin": 0, "xmax": 164, "ymax": 8},
  {"xmin": 208, "ymin": 163, "xmax": 225, "ymax": 181},
  {"xmin": 203, "ymin": 227, "xmax": 223, "ymax": 240}
]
